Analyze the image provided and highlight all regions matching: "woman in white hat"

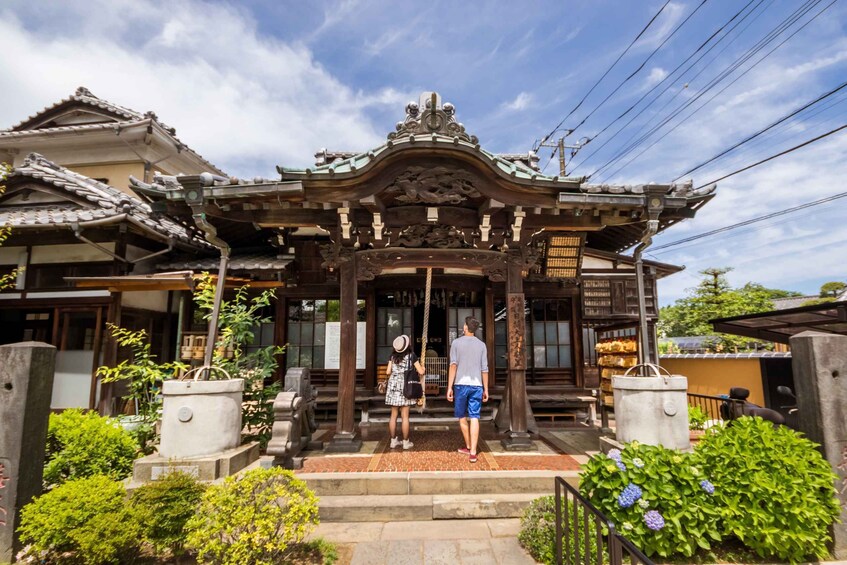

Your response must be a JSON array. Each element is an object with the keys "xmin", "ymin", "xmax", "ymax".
[{"xmin": 384, "ymin": 334, "xmax": 425, "ymax": 449}]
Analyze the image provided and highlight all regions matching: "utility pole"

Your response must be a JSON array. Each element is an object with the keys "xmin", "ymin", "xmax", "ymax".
[{"xmin": 536, "ymin": 130, "xmax": 590, "ymax": 176}]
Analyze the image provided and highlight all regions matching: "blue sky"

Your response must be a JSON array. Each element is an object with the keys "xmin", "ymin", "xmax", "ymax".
[{"xmin": 1, "ymin": 0, "xmax": 846, "ymax": 304}]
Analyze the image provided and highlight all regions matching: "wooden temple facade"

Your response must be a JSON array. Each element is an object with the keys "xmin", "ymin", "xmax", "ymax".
[
  {"xmin": 0, "ymin": 89, "xmax": 714, "ymax": 450},
  {"xmin": 129, "ymin": 92, "xmax": 715, "ymax": 450}
]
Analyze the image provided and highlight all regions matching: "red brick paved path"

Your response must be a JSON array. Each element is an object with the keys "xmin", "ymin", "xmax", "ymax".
[{"xmin": 297, "ymin": 426, "xmax": 580, "ymax": 473}]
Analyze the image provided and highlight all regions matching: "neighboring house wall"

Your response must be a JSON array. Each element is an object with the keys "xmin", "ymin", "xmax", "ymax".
[
  {"xmin": 69, "ymin": 162, "xmax": 146, "ymax": 190},
  {"xmin": 660, "ymin": 356, "xmax": 765, "ymax": 406}
]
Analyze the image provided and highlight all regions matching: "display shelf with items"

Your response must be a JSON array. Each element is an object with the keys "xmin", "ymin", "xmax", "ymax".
[{"xmin": 595, "ymin": 337, "xmax": 638, "ymax": 407}]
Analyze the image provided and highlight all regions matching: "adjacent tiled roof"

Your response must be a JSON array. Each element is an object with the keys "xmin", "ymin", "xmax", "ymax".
[
  {"xmin": 1, "ymin": 87, "xmax": 225, "ymax": 176},
  {"xmin": 772, "ymin": 295, "xmax": 819, "ymax": 310},
  {"xmin": 3, "ymin": 153, "xmax": 210, "ymax": 248},
  {"xmin": 6, "ymin": 86, "xmax": 144, "ymax": 131},
  {"xmin": 158, "ymin": 252, "xmax": 293, "ymax": 271},
  {"xmin": 661, "ymin": 352, "xmax": 792, "ymax": 359}
]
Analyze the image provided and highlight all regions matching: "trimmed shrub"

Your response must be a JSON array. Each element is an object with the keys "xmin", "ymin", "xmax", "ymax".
[
  {"xmin": 17, "ymin": 475, "xmax": 141, "ymax": 565},
  {"xmin": 185, "ymin": 467, "xmax": 319, "ymax": 565},
  {"xmin": 579, "ymin": 442, "xmax": 722, "ymax": 558},
  {"xmin": 518, "ymin": 495, "xmax": 603, "ymax": 565},
  {"xmin": 129, "ymin": 470, "xmax": 206, "ymax": 557},
  {"xmin": 688, "ymin": 405, "xmax": 708, "ymax": 430},
  {"xmin": 695, "ymin": 416, "xmax": 840, "ymax": 561},
  {"xmin": 44, "ymin": 409, "xmax": 138, "ymax": 487}
]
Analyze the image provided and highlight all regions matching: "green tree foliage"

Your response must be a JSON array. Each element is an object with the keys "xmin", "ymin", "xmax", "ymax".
[
  {"xmin": 18, "ymin": 476, "xmax": 142, "ymax": 565},
  {"xmin": 819, "ymin": 280, "xmax": 846, "ymax": 298},
  {"xmin": 658, "ymin": 268, "xmax": 800, "ymax": 351},
  {"xmin": 97, "ymin": 325, "xmax": 187, "ymax": 453},
  {"xmin": 194, "ymin": 274, "xmax": 283, "ymax": 447},
  {"xmin": 43, "ymin": 409, "xmax": 138, "ymax": 488}
]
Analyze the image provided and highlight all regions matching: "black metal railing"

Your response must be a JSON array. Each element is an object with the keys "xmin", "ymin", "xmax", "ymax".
[
  {"xmin": 555, "ymin": 477, "xmax": 654, "ymax": 565},
  {"xmin": 686, "ymin": 393, "xmax": 745, "ymax": 425}
]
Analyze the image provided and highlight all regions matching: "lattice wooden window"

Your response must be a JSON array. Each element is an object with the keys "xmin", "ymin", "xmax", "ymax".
[{"xmin": 544, "ymin": 235, "xmax": 583, "ymax": 278}]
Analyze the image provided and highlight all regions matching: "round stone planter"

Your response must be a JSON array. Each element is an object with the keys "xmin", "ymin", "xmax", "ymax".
[
  {"xmin": 612, "ymin": 375, "xmax": 689, "ymax": 450},
  {"xmin": 159, "ymin": 378, "xmax": 243, "ymax": 459}
]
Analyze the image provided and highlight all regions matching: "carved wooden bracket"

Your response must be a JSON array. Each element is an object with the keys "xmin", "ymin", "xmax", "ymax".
[
  {"xmin": 355, "ymin": 248, "xmax": 507, "ymax": 282},
  {"xmin": 319, "ymin": 242, "xmax": 355, "ymax": 271}
]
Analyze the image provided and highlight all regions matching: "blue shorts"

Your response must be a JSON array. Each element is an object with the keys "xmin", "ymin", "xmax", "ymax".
[{"xmin": 454, "ymin": 385, "xmax": 483, "ymax": 419}]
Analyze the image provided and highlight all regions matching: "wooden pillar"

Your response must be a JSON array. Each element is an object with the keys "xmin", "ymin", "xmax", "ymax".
[
  {"xmin": 326, "ymin": 252, "xmax": 362, "ymax": 452},
  {"xmin": 571, "ymin": 297, "xmax": 584, "ymax": 388},
  {"xmin": 364, "ymin": 285, "xmax": 376, "ymax": 390},
  {"xmin": 98, "ymin": 293, "xmax": 121, "ymax": 416},
  {"xmin": 483, "ymin": 282, "xmax": 495, "ymax": 389},
  {"xmin": 502, "ymin": 251, "xmax": 535, "ymax": 451}
]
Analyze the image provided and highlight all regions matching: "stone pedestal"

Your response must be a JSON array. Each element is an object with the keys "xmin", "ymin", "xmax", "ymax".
[
  {"xmin": 159, "ymin": 378, "xmax": 243, "ymax": 459},
  {"xmin": 325, "ymin": 431, "xmax": 363, "ymax": 453},
  {"xmin": 132, "ymin": 442, "xmax": 259, "ymax": 484},
  {"xmin": 0, "ymin": 342, "xmax": 56, "ymax": 563},
  {"xmin": 612, "ymin": 375, "xmax": 688, "ymax": 450},
  {"xmin": 790, "ymin": 331, "xmax": 847, "ymax": 558}
]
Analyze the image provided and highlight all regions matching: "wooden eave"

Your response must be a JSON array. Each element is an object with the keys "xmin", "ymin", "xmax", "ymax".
[{"xmin": 65, "ymin": 271, "xmax": 283, "ymax": 292}]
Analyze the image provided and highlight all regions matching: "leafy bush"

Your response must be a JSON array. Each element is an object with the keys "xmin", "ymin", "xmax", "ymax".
[
  {"xmin": 688, "ymin": 405, "xmax": 708, "ymax": 430},
  {"xmin": 44, "ymin": 409, "xmax": 138, "ymax": 487},
  {"xmin": 18, "ymin": 475, "xmax": 141, "ymax": 565},
  {"xmin": 129, "ymin": 470, "xmax": 206, "ymax": 557},
  {"xmin": 518, "ymin": 495, "xmax": 603, "ymax": 565},
  {"xmin": 98, "ymin": 325, "xmax": 187, "ymax": 454},
  {"xmin": 185, "ymin": 467, "xmax": 319, "ymax": 565},
  {"xmin": 579, "ymin": 442, "xmax": 722, "ymax": 558},
  {"xmin": 195, "ymin": 276, "xmax": 283, "ymax": 448},
  {"xmin": 695, "ymin": 416, "xmax": 840, "ymax": 561}
]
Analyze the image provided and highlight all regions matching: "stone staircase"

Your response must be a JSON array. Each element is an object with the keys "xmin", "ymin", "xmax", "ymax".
[{"xmin": 301, "ymin": 470, "xmax": 580, "ymax": 522}]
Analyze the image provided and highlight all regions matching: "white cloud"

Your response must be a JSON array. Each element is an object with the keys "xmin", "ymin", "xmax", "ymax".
[
  {"xmin": 644, "ymin": 67, "xmax": 668, "ymax": 88},
  {"xmin": 502, "ymin": 92, "xmax": 534, "ymax": 111},
  {"xmin": 0, "ymin": 0, "xmax": 404, "ymax": 177}
]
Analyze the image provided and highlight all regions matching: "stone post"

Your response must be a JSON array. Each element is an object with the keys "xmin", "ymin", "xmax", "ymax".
[
  {"xmin": 789, "ymin": 331, "xmax": 847, "ymax": 558},
  {"xmin": 0, "ymin": 342, "xmax": 56, "ymax": 563}
]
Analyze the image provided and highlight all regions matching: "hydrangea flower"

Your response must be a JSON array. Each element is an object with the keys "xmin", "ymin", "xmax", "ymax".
[
  {"xmin": 700, "ymin": 479, "xmax": 715, "ymax": 494},
  {"xmin": 616, "ymin": 460, "xmax": 627, "ymax": 472},
  {"xmin": 637, "ymin": 498, "xmax": 650, "ymax": 509},
  {"xmin": 607, "ymin": 448, "xmax": 622, "ymax": 462},
  {"xmin": 606, "ymin": 464, "xmax": 618, "ymax": 473},
  {"xmin": 630, "ymin": 440, "xmax": 640, "ymax": 448},
  {"xmin": 617, "ymin": 483, "xmax": 642, "ymax": 508},
  {"xmin": 622, "ymin": 522, "xmax": 634, "ymax": 531},
  {"xmin": 644, "ymin": 510, "xmax": 665, "ymax": 531},
  {"xmin": 690, "ymin": 467, "xmax": 701, "ymax": 476},
  {"xmin": 672, "ymin": 455, "xmax": 683, "ymax": 464},
  {"xmin": 632, "ymin": 458, "xmax": 644, "ymax": 468}
]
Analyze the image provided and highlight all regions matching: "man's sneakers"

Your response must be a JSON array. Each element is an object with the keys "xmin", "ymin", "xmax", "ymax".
[
  {"xmin": 402, "ymin": 439, "xmax": 414, "ymax": 450},
  {"xmin": 389, "ymin": 437, "xmax": 401, "ymax": 449}
]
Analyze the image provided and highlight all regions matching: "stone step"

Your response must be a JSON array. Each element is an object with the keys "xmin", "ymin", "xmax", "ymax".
[
  {"xmin": 318, "ymin": 493, "xmax": 547, "ymax": 522},
  {"xmin": 300, "ymin": 470, "xmax": 579, "ymax": 497}
]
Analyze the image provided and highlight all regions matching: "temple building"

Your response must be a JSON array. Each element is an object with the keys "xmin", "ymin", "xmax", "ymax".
[{"xmin": 0, "ymin": 89, "xmax": 714, "ymax": 449}]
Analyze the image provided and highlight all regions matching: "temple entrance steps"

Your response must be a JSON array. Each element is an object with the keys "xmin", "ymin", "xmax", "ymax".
[{"xmin": 302, "ymin": 470, "xmax": 580, "ymax": 522}]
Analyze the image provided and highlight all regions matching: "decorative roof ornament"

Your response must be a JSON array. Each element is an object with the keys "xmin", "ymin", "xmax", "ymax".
[{"xmin": 388, "ymin": 92, "xmax": 478, "ymax": 144}]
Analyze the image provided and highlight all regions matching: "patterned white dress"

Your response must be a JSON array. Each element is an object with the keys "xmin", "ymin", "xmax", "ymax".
[{"xmin": 385, "ymin": 353, "xmax": 417, "ymax": 407}]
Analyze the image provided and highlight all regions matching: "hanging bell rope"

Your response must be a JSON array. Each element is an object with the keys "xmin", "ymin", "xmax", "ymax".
[{"xmin": 420, "ymin": 267, "xmax": 433, "ymax": 366}]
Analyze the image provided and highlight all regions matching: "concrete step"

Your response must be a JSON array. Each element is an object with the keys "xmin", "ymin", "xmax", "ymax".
[
  {"xmin": 318, "ymin": 493, "xmax": 546, "ymax": 522},
  {"xmin": 300, "ymin": 470, "xmax": 579, "ymax": 497}
]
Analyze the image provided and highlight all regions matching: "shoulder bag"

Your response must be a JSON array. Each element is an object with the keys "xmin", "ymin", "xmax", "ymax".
[{"xmin": 402, "ymin": 353, "xmax": 423, "ymax": 399}]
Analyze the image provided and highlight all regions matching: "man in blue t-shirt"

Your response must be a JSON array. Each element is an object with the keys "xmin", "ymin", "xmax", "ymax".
[{"xmin": 447, "ymin": 316, "xmax": 489, "ymax": 463}]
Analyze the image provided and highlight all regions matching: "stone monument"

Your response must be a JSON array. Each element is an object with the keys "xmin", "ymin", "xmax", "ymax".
[
  {"xmin": 133, "ymin": 374, "xmax": 258, "ymax": 483},
  {"xmin": 0, "ymin": 342, "xmax": 56, "ymax": 563},
  {"xmin": 612, "ymin": 365, "xmax": 689, "ymax": 450},
  {"xmin": 790, "ymin": 331, "xmax": 847, "ymax": 558}
]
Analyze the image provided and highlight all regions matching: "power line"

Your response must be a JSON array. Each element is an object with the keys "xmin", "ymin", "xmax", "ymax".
[
  {"xmin": 591, "ymin": 0, "xmax": 831, "ymax": 181},
  {"xmin": 537, "ymin": 0, "xmax": 673, "ymax": 147},
  {"xmin": 651, "ymin": 189, "xmax": 847, "ymax": 251},
  {"xmin": 568, "ymin": 0, "xmax": 766, "ymax": 174},
  {"xmin": 694, "ymin": 121, "xmax": 847, "ymax": 189},
  {"xmin": 671, "ymin": 78, "xmax": 847, "ymax": 181},
  {"xmin": 566, "ymin": 0, "xmax": 710, "ymax": 136}
]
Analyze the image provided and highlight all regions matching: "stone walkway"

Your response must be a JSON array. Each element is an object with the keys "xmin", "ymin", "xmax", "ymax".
[{"xmin": 311, "ymin": 518, "xmax": 537, "ymax": 564}]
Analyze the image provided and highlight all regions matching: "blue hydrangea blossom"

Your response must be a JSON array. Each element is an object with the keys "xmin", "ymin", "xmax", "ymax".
[
  {"xmin": 644, "ymin": 510, "xmax": 665, "ymax": 531},
  {"xmin": 617, "ymin": 483, "xmax": 642, "ymax": 508},
  {"xmin": 700, "ymin": 479, "xmax": 715, "ymax": 494}
]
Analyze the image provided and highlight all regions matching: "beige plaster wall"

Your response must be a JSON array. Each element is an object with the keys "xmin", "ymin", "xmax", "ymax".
[
  {"xmin": 70, "ymin": 162, "xmax": 145, "ymax": 193},
  {"xmin": 660, "ymin": 357, "xmax": 765, "ymax": 406}
]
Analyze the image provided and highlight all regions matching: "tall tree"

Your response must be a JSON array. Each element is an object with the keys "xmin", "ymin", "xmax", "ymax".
[{"xmin": 658, "ymin": 268, "xmax": 800, "ymax": 352}]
